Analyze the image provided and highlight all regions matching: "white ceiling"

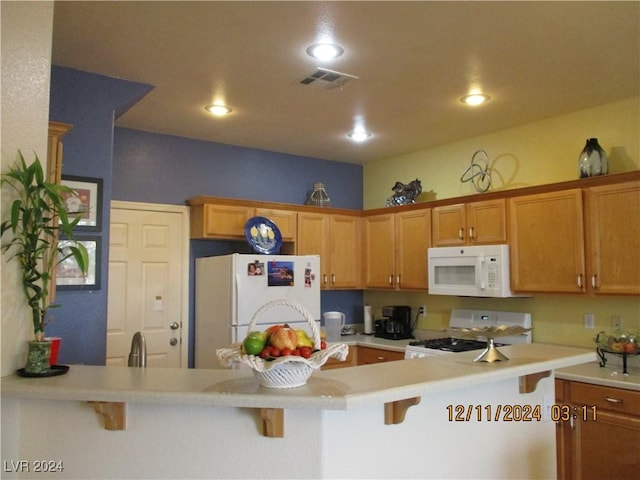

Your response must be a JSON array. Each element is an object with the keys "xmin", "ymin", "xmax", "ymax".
[{"xmin": 51, "ymin": 1, "xmax": 640, "ymax": 165}]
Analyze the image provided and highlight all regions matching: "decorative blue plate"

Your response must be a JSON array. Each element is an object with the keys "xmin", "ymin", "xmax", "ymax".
[{"xmin": 244, "ymin": 216, "xmax": 283, "ymax": 254}]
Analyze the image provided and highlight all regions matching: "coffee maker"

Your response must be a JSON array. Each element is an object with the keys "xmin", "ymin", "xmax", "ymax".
[{"xmin": 374, "ymin": 305, "xmax": 414, "ymax": 340}]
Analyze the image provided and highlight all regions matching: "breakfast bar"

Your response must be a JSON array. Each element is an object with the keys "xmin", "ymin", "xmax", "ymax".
[{"xmin": 1, "ymin": 344, "xmax": 594, "ymax": 479}]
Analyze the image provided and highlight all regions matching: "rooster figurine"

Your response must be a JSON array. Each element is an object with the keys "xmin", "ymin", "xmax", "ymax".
[{"xmin": 385, "ymin": 179, "xmax": 422, "ymax": 207}]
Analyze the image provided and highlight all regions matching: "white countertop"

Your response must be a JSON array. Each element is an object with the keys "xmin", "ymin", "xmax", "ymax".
[
  {"xmin": 2, "ymin": 343, "xmax": 596, "ymax": 410},
  {"xmin": 556, "ymin": 361, "xmax": 640, "ymax": 391}
]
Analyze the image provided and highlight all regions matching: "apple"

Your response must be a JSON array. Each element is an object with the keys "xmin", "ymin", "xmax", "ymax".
[
  {"xmin": 269, "ymin": 326, "xmax": 298, "ymax": 350},
  {"xmin": 623, "ymin": 342, "xmax": 637, "ymax": 353}
]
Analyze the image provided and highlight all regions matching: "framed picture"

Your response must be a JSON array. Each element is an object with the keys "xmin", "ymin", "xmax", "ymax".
[
  {"xmin": 56, "ymin": 236, "xmax": 101, "ymax": 290},
  {"xmin": 60, "ymin": 175, "xmax": 103, "ymax": 231}
]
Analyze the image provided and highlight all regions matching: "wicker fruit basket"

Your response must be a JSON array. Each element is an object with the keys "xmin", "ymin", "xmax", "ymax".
[{"xmin": 216, "ymin": 299, "xmax": 349, "ymax": 388}]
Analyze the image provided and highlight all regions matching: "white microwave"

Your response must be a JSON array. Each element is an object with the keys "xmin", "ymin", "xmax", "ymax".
[{"xmin": 428, "ymin": 244, "xmax": 521, "ymax": 297}]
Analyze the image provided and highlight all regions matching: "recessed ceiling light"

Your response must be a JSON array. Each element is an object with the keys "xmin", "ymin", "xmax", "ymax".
[
  {"xmin": 461, "ymin": 93, "xmax": 491, "ymax": 106},
  {"xmin": 205, "ymin": 104, "xmax": 232, "ymax": 116},
  {"xmin": 306, "ymin": 43, "xmax": 344, "ymax": 61},
  {"xmin": 348, "ymin": 131, "xmax": 371, "ymax": 142}
]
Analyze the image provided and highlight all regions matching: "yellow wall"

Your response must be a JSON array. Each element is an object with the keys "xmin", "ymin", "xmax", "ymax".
[
  {"xmin": 363, "ymin": 96, "xmax": 640, "ymax": 349},
  {"xmin": 364, "ymin": 96, "xmax": 639, "ymax": 208}
]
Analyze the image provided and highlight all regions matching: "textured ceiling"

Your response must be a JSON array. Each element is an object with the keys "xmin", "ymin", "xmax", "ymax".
[{"xmin": 52, "ymin": 1, "xmax": 640, "ymax": 164}]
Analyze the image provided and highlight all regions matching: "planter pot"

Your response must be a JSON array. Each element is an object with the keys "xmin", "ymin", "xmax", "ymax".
[{"xmin": 24, "ymin": 340, "xmax": 52, "ymax": 374}]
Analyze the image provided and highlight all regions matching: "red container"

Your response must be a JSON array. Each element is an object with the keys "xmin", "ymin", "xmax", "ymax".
[{"xmin": 45, "ymin": 337, "xmax": 61, "ymax": 365}]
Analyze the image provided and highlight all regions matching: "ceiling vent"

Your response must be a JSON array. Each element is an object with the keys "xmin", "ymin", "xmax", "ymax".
[{"xmin": 298, "ymin": 67, "xmax": 358, "ymax": 90}]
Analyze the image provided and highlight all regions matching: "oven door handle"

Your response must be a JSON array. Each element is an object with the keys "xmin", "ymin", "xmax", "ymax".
[{"xmin": 477, "ymin": 255, "xmax": 486, "ymax": 290}]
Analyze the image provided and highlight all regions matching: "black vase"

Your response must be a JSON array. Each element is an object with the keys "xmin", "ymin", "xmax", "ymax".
[{"xmin": 578, "ymin": 138, "xmax": 608, "ymax": 178}]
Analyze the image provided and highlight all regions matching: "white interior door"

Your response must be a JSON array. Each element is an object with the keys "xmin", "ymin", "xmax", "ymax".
[{"xmin": 107, "ymin": 201, "xmax": 189, "ymax": 367}]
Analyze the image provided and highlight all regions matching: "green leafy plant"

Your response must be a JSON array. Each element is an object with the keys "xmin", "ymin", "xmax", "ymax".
[{"xmin": 1, "ymin": 151, "xmax": 89, "ymax": 341}]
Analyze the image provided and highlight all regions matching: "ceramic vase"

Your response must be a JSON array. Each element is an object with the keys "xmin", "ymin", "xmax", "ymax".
[
  {"xmin": 24, "ymin": 340, "xmax": 52, "ymax": 374},
  {"xmin": 578, "ymin": 138, "xmax": 608, "ymax": 178}
]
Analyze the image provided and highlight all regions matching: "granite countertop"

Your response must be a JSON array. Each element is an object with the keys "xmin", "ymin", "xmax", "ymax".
[{"xmin": 1, "ymin": 343, "xmax": 595, "ymax": 410}]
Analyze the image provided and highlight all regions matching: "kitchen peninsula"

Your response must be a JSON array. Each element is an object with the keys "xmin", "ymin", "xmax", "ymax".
[{"xmin": 1, "ymin": 343, "xmax": 594, "ymax": 479}]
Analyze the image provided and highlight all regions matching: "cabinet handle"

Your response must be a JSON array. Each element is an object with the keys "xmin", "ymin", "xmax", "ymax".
[
  {"xmin": 323, "ymin": 274, "xmax": 328, "ymax": 285},
  {"xmin": 577, "ymin": 274, "xmax": 583, "ymax": 288},
  {"xmin": 604, "ymin": 397, "xmax": 623, "ymax": 404},
  {"xmin": 468, "ymin": 226, "xmax": 475, "ymax": 240},
  {"xmin": 377, "ymin": 356, "xmax": 386, "ymax": 361},
  {"xmin": 331, "ymin": 274, "xmax": 336, "ymax": 285},
  {"xmin": 388, "ymin": 275, "xmax": 393, "ymax": 286},
  {"xmin": 591, "ymin": 274, "xmax": 598, "ymax": 289},
  {"xmin": 458, "ymin": 227, "xmax": 464, "ymax": 240},
  {"xmin": 396, "ymin": 275, "xmax": 401, "ymax": 287}
]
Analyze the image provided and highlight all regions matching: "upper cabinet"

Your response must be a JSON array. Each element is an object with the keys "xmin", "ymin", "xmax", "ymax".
[
  {"xmin": 297, "ymin": 212, "xmax": 361, "ymax": 289},
  {"xmin": 509, "ymin": 189, "xmax": 585, "ymax": 293},
  {"xmin": 584, "ymin": 181, "xmax": 640, "ymax": 295},
  {"xmin": 47, "ymin": 121, "xmax": 72, "ymax": 186},
  {"xmin": 364, "ymin": 208, "xmax": 431, "ymax": 290},
  {"xmin": 432, "ymin": 199, "xmax": 506, "ymax": 246},
  {"xmin": 189, "ymin": 199, "xmax": 297, "ymax": 242},
  {"xmin": 509, "ymin": 181, "xmax": 640, "ymax": 295}
]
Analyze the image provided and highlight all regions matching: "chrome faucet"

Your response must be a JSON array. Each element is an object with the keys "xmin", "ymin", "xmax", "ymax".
[{"xmin": 127, "ymin": 331, "xmax": 147, "ymax": 367}]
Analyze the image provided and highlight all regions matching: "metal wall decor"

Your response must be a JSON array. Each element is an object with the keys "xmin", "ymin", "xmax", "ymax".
[{"xmin": 461, "ymin": 150, "xmax": 492, "ymax": 193}]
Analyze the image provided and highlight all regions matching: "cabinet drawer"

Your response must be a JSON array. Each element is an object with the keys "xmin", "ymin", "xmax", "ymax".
[
  {"xmin": 569, "ymin": 381, "xmax": 640, "ymax": 417},
  {"xmin": 357, "ymin": 346, "xmax": 404, "ymax": 365}
]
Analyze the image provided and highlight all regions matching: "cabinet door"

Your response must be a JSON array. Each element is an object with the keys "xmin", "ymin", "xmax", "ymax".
[
  {"xmin": 329, "ymin": 214, "xmax": 362, "ymax": 289},
  {"xmin": 555, "ymin": 379, "xmax": 573, "ymax": 480},
  {"xmin": 585, "ymin": 181, "xmax": 640, "ymax": 295},
  {"xmin": 396, "ymin": 209, "xmax": 431, "ymax": 289},
  {"xmin": 297, "ymin": 212, "xmax": 330, "ymax": 288},
  {"xmin": 432, "ymin": 204, "xmax": 466, "ymax": 246},
  {"xmin": 573, "ymin": 410, "xmax": 640, "ymax": 479},
  {"xmin": 254, "ymin": 208, "xmax": 297, "ymax": 241},
  {"xmin": 467, "ymin": 199, "xmax": 506, "ymax": 244},
  {"xmin": 509, "ymin": 189, "xmax": 585, "ymax": 293},
  {"xmin": 363, "ymin": 213, "xmax": 396, "ymax": 289},
  {"xmin": 190, "ymin": 204, "xmax": 253, "ymax": 239}
]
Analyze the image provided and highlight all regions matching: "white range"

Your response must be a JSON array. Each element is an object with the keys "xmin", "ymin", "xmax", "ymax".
[{"xmin": 404, "ymin": 308, "xmax": 532, "ymax": 359}]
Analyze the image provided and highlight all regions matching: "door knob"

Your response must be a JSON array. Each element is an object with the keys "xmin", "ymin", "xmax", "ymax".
[
  {"xmin": 170, "ymin": 322, "xmax": 179, "ymax": 330},
  {"xmin": 169, "ymin": 338, "xmax": 178, "ymax": 346}
]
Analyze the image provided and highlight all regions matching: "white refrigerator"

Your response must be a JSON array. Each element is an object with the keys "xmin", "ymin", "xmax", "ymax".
[{"xmin": 195, "ymin": 253, "xmax": 321, "ymax": 369}]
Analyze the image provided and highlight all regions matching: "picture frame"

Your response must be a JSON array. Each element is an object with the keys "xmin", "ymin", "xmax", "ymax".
[
  {"xmin": 56, "ymin": 236, "xmax": 101, "ymax": 290},
  {"xmin": 60, "ymin": 175, "xmax": 103, "ymax": 231}
]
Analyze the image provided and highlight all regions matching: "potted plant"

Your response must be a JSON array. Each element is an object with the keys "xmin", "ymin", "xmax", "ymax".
[{"xmin": 1, "ymin": 151, "xmax": 88, "ymax": 374}]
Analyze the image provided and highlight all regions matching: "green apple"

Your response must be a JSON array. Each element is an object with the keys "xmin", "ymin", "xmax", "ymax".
[{"xmin": 242, "ymin": 331, "xmax": 267, "ymax": 355}]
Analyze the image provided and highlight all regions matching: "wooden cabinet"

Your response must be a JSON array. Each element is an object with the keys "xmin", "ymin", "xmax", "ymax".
[
  {"xmin": 584, "ymin": 181, "xmax": 640, "ymax": 295},
  {"xmin": 322, "ymin": 346, "xmax": 358, "ymax": 369},
  {"xmin": 363, "ymin": 209, "xmax": 431, "ymax": 290},
  {"xmin": 509, "ymin": 189, "xmax": 585, "ymax": 293},
  {"xmin": 297, "ymin": 212, "xmax": 361, "ymax": 289},
  {"xmin": 254, "ymin": 207, "xmax": 297, "ymax": 241},
  {"xmin": 190, "ymin": 202, "xmax": 297, "ymax": 242},
  {"xmin": 432, "ymin": 199, "xmax": 506, "ymax": 246},
  {"xmin": 191, "ymin": 203, "xmax": 254, "ymax": 239},
  {"xmin": 47, "ymin": 121, "xmax": 72, "ymax": 186},
  {"xmin": 46, "ymin": 121, "xmax": 72, "ymax": 306},
  {"xmin": 556, "ymin": 379, "xmax": 640, "ymax": 480},
  {"xmin": 510, "ymin": 181, "xmax": 640, "ymax": 295},
  {"xmin": 357, "ymin": 346, "xmax": 404, "ymax": 365}
]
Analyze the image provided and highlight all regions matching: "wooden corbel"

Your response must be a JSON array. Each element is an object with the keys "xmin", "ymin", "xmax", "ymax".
[
  {"xmin": 90, "ymin": 401, "xmax": 126, "ymax": 430},
  {"xmin": 384, "ymin": 396, "xmax": 421, "ymax": 425}
]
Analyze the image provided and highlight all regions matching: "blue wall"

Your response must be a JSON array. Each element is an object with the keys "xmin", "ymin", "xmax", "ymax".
[
  {"xmin": 48, "ymin": 66, "xmax": 152, "ymax": 365},
  {"xmin": 49, "ymin": 66, "xmax": 364, "ymax": 367}
]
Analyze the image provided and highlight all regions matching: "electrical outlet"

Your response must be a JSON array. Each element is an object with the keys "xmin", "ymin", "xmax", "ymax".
[
  {"xmin": 610, "ymin": 316, "xmax": 623, "ymax": 330},
  {"xmin": 583, "ymin": 313, "xmax": 595, "ymax": 329},
  {"xmin": 418, "ymin": 305, "xmax": 426, "ymax": 317}
]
